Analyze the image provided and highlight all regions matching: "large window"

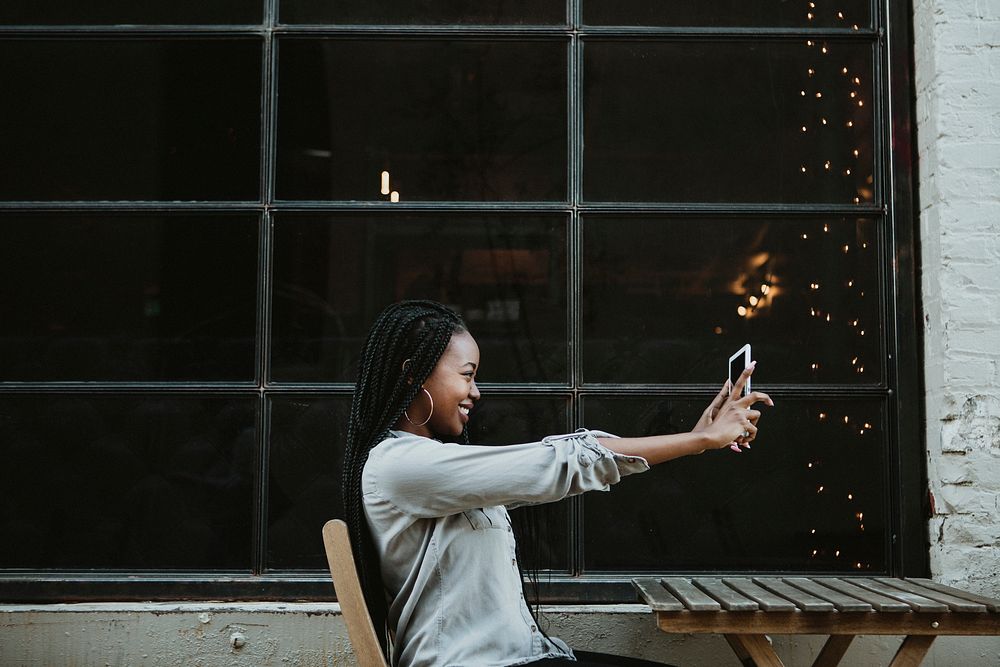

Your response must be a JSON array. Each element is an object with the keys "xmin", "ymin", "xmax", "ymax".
[{"xmin": 0, "ymin": 1, "xmax": 923, "ymax": 602}]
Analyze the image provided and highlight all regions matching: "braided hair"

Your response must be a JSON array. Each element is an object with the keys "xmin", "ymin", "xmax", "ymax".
[{"xmin": 341, "ymin": 300, "xmax": 468, "ymax": 655}]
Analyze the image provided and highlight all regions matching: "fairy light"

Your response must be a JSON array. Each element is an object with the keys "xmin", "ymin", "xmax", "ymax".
[
  {"xmin": 390, "ymin": 190, "xmax": 400, "ymax": 202},
  {"xmin": 380, "ymin": 170, "xmax": 391, "ymax": 195},
  {"xmin": 749, "ymin": 295, "xmax": 759, "ymax": 306},
  {"xmin": 737, "ymin": 306, "xmax": 748, "ymax": 317}
]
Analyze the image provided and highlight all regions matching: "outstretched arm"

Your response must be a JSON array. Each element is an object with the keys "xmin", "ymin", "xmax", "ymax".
[{"xmin": 596, "ymin": 363, "xmax": 774, "ymax": 465}]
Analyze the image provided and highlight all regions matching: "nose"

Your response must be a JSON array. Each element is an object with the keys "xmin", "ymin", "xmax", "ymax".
[{"xmin": 469, "ymin": 380, "xmax": 481, "ymax": 401}]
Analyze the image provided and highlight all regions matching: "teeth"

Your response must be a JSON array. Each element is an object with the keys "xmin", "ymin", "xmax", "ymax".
[{"xmin": 459, "ymin": 406, "xmax": 470, "ymax": 415}]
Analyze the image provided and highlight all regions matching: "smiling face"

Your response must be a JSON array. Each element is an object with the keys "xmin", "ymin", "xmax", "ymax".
[{"xmin": 399, "ymin": 330, "xmax": 481, "ymax": 439}]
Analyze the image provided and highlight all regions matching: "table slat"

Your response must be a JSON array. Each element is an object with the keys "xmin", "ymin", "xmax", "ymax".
[
  {"xmin": 661, "ymin": 577, "xmax": 722, "ymax": 611},
  {"xmin": 752, "ymin": 577, "xmax": 836, "ymax": 612},
  {"xmin": 905, "ymin": 578, "xmax": 1000, "ymax": 612},
  {"xmin": 784, "ymin": 577, "xmax": 873, "ymax": 612},
  {"xmin": 817, "ymin": 579, "xmax": 912, "ymax": 612},
  {"xmin": 875, "ymin": 578, "xmax": 987, "ymax": 613},
  {"xmin": 852, "ymin": 578, "xmax": 949, "ymax": 612},
  {"xmin": 633, "ymin": 577, "xmax": 685, "ymax": 612},
  {"xmin": 693, "ymin": 578, "xmax": 759, "ymax": 611},
  {"xmin": 723, "ymin": 578, "xmax": 798, "ymax": 612}
]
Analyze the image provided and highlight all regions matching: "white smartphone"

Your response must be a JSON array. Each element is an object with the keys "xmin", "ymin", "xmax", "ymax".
[{"xmin": 728, "ymin": 343, "xmax": 752, "ymax": 398}]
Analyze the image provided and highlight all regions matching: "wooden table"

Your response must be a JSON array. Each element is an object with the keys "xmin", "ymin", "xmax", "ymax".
[{"xmin": 632, "ymin": 576, "xmax": 1000, "ymax": 667}]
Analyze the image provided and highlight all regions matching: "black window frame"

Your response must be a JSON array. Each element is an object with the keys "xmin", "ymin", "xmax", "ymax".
[{"xmin": 0, "ymin": 0, "xmax": 924, "ymax": 603}]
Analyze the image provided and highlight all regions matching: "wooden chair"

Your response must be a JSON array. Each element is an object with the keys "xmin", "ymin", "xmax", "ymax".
[{"xmin": 322, "ymin": 519, "xmax": 390, "ymax": 667}]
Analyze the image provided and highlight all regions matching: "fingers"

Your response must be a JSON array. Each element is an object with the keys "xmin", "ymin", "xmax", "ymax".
[
  {"xmin": 729, "ymin": 362, "xmax": 756, "ymax": 401},
  {"xmin": 735, "ymin": 390, "xmax": 774, "ymax": 408}
]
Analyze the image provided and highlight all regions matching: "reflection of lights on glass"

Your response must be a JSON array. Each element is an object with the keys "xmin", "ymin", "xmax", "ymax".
[
  {"xmin": 801, "ymin": 90, "xmax": 807, "ymax": 97},
  {"xmin": 838, "ymin": 11, "xmax": 844, "ymax": 18},
  {"xmin": 823, "ymin": 224, "xmax": 829, "ymax": 232},
  {"xmin": 811, "ymin": 529, "xmax": 816, "ymax": 534},
  {"xmin": 847, "ymin": 121, "xmax": 854, "ymax": 127},
  {"xmin": 826, "ymin": 313, "xmax": 831, "ymax": 322},
  {"xmin": 808, "ymin": 68, "xmax": 815, "ymax": 76},
  {"xmin": 852, "ymin": 357, "xmax": 858, "ymax": 364},
  {"xmin": 822, "ymin": 118, "xmax": 827, "ymax": 125},
  {"xmin": 836, "ymin": 549, "xmax": 841, "ymax": 557},
  {"xmin": 810, "ymin": 282, "xmax": 820, "ymax": 290},
  {"xmin": 825, "ymin": 161, "xmax": 831, "ymax": 170},
  {"xmin": 850, "ymin": 91, "xmax": 857, "ymax": 98},
  {"xmin": 819, "ymin": 412, "xmax": 826, "ymax": 420},
  {"xmin": 853, "ymin": 149, "xmax": 860, "ymax": 157},
  {"xmin": 390, "ymin": 191, "xmax": 400, "ymax": 202},
  {"xmin": 845, "ymin": 169, "xmax": 852, "ymax": 175},
  {"xmin": 380, "ymin": 170, "xmax": 391, "ymax": 195},
  {"xmin": 863, "ymin": 422, "xmax": 872, "ymax": 429},
  {"xmin": 818, "ymin": 486, "xmax": 825, "ymax": 493},
  {"xmin": 843, "ymin": 416, "xmax": 850, "ymax": 424},
  {"xmin": 808, "ymin": 462, "xmax": 813, "ymax": 468},
  {"xmin": 737, "ymin": 306, "xmax": 748, "ymax": 317},
  {"xmin": 815, "ymin": 92, "xmax": 823, "ymax": 98},
  {"xmin": 811, "ymin": 362, "xmax": 820, "ymax": 370},
  {"xmin": 761, "ymin": 284, "xmax": 770, "ymax": 295},
  {"xmin": 812, "ymin": 550, "xmax": 818, "ymax": 556},
  {"xmin": 858, "ymin": 100, "xmax": 864, "ymax": 107},
  {"xmin": 807, "ymin": 12, "xmax": 814, "ymax": 19},
  {"xmin": 842, "ymin": 67, "xmax": 848, "ymax": 74},
  {"xmin": 802, "ymin": 126, "xmax": 808, "ymax": 132},
  {"xmin": 862, "ymin": 242, "xmax": 868, "ymax": 248},
  {"xmin": 854, "ymin": 77, "xmax": 861, "ymax": 85},
  {"xmin": 848, "ymin": 493, "xmax": 853, "ymax": 500},
  {"xmin": 807, "ymin": 40, "xmax": 814, "ymax": 46},
  {"xmin": 821, "ymin": 46, "xmax": 828, "ymax": 54},
  {"xmin": 713, "ymin": 326, "xmax": 723, "ymax": 335},
  {"xmin": 843, "ymin": 244, "xmax": 850, "ymax": 253},
  {"xmin": 801, "ymin": 166, "xmax": 807, "ymax": 173},
  {"xmin": 854, "ymin": 197, "xmax": 861, "ymax": 204}
]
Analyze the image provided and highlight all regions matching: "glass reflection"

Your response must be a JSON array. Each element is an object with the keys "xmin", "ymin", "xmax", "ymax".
[
  {"xmin": 276, "ymin": 39, "xmax": 566, "ymax": 201},
  {"xmin": 581, "ymin": 216, "xmax": 881, "ymax": 384},
  {"xmin": 0, "ymin": 40, "xmax": 261, "ymax": 201},
  {"xmin": 582, "ymin": 397, "xmax": 886, "ymax": 572},
  {"xmin": 271, "ymin": 214, "xmax": 568, "ymax": 383},
  {"xmin": 0, "ymin": 395, "xmax": 256, "ymax": 569},
  {"xmin": 280, "ymin": 0, "xmax": 563, "ymax": 25},
  {"xmin": 0, "ymin": 1, "xmax": 262, "ymax": 25},
  {"xmin": 584, "ymin": 40, "xmax": 874, "ymax": 203},
  {"xmin": 0, "ymin": 215, "xmax": 259, "ymax": 381},
  {"xmin": 584, "ymin": 0, "xmax": 870, "ymax": 28},
  {"xmin": 268, "ymin": 395, "xmax": 350, "ymax": 569}
]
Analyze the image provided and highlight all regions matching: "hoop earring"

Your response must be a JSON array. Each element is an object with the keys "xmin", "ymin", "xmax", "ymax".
[{"xmin": 405, "ymin": 388, "xmax": 434, "ymax": 427}]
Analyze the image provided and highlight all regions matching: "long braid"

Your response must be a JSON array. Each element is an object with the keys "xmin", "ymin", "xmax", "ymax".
[{"xmin": 341, "ymin": 300, "xmax": 467, "ymax": 657}]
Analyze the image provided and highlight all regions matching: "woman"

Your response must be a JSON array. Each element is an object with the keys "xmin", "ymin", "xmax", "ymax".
[{"xmin": 342, "ymin": 301, "xmax": 772, "ymax": 667}]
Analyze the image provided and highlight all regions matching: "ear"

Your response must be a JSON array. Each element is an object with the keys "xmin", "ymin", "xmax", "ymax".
[{"xmin": 401, "ymin": 358, "xmax": 413, "ymax": 384}]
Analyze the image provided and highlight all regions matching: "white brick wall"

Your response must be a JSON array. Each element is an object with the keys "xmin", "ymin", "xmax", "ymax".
[{"xmin": 914, "ymin": 0, "xmax": 1000, "ymax": 596}]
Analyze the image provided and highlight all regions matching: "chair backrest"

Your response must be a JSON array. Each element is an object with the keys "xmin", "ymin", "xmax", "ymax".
[{"xmin": 322, "ymin": 519, "xmax": 390, "ymax": 667}]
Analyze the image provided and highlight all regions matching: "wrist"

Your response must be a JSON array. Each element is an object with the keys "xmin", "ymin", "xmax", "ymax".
[{"xmin": 688, "ymin": 431, "xmax": 714, "ymax": 455}]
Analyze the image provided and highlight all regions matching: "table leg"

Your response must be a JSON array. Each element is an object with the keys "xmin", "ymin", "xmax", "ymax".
[
  {"xmin": 811, "ymin": 635, "xmax": 854, "ymax": 667},
  {"xmin": 724, "ymin": 634, "xmax": 785, "ymax": 667},
  {"xmin": 887, "ymin": 636, "xmax": 935, "ymax": 667}
]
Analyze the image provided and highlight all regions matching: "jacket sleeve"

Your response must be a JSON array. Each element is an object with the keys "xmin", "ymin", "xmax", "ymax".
[{"xmin": 364, "ymin": 429, "xmax": 649, "ymax": 519}]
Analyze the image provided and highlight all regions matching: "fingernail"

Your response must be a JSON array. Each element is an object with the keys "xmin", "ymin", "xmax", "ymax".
[
  {"xmin": 744, "ymin": 444, "xmax": 752, "ymax": 450},
  {"xmin": 729, "ymin": 444, "xmax": 742, "ymax": 453}
]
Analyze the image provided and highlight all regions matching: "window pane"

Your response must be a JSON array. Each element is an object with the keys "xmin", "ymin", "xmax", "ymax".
[
  {"xmin": 584, "ymin": 40, "xmax": 875, "ymax": 203},
  {"xmin": 271, "ymin": 214, "xmax": 568, "ymax": 383},
  {"xmin": 582, "ymin": 216, "xmax": 882, "ymax": 384},
  {"xmin": 467, "ymin": 396, "xmax": 571, "ymax": 572},
  {"xmin": 0, "ymin": 215, "xmax": 258, "ymax": 382},
  {"xmin": 268, "ymin": 395, "xmax": 350, "ymax": 570},
  {"xmin": 0, "ymin": 40, "xmax": 261, "ymax": 201},
  {"xmin": 582, "ymin": 397, "xmax": 887, "ymax": 572},
  {"xmin": 0, "ymin": 1, "xmax": 262, "ymax": 25},
  {"xmin": 280, "ymin": 0, "xmax": 563, "ymax": 25},
  {"xmin": 0, "ymin": 395, "xmax": 256, "ymax": 569},
  {"xmin": 584, "ymin": 1, "xmax": 870, "ymax": 28},
  {"xmin": 276, "ymin": 39, "xmax": 567, "ymax": 201}
]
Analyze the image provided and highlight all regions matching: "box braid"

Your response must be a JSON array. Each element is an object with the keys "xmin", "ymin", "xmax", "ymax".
[{"xmin": 341, "ymin": 300, "xmax": 468, "ymax": 656}]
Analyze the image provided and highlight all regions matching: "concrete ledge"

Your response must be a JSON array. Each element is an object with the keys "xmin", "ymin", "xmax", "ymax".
[{"xmin": 2, "ymin": 603, "xmax": 999, "ymax": 666}]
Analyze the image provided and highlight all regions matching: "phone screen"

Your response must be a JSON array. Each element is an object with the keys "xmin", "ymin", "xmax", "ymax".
[{"xmin": 728, "ymin": 344, "xmax": 752, "ymax": 398}]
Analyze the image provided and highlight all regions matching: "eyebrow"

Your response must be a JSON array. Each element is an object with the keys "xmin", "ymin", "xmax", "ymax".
[{"xmin": 462, "ymin": 362, "xmax": 478, "ymax": 370}]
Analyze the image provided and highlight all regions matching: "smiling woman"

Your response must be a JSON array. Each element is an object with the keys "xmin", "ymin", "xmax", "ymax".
[{"xmin": 341, "ymin": 300, "xmax": 770, "ymax": 667}]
